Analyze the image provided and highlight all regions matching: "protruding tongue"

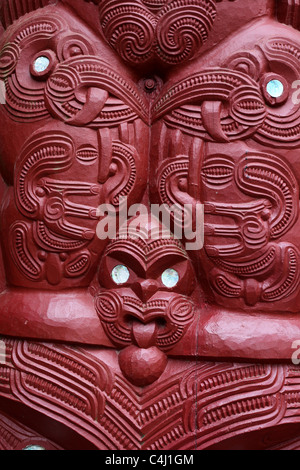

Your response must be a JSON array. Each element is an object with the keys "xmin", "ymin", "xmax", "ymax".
[
  {"xmin": 68, "ymin": 88, "xmax": 108, "ymax": 125},
  {"xmin": 202, "ymin": 101, "xmax": 229, "ymax": 142},
  {"xmin": 131, "ymin": 321, "xmax": 158, "ymax": 348}
]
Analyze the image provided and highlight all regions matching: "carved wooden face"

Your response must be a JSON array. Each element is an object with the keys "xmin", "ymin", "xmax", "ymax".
[
  {"xmin": 3, "ymin": 0, "xmax": 300, "ymax": 451},
  {"xmin": 95, "ymin": 233, "xmax": 196, "ymax": 351}
]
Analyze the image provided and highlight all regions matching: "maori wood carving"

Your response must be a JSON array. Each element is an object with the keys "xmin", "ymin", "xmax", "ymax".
[{"xmin": 1, "ymin": 0, "xmax": 300, "ymax": 450}]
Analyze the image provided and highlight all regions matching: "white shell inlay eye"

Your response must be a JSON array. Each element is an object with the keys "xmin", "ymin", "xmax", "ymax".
[
  {"xmin": 111, "ymin": 265, "xmax": 130, "ymax": 284},
  {"xmin": 266, "ymin": 79, "xmax": 284, "ymax": 98},
  {"xmin": 161, "ymin": 269, "xmax": 179, "ymax": 288},
  {"xmin": 23, "ymin": 445, "xmax": 46, "ymax": 451},
  {"xmin": 33, "ymin": 56, "xmax": 50, "ymax": 73}
]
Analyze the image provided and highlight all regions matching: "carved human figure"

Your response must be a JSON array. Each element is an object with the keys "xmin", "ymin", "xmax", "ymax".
[{"xmin": 0, "ymin": 3, "xmax": 148, "ymax": 290}]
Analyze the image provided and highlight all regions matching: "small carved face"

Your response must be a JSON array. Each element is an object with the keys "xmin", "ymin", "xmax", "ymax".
[{"xmin": 95, "ymin": 232, "xmax": 196, "ymax": 351}]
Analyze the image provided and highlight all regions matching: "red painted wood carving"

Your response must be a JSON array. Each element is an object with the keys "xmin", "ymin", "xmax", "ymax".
[{"xmin": 1, "ymin": 0, "xmax": 300, "ymax": 450}]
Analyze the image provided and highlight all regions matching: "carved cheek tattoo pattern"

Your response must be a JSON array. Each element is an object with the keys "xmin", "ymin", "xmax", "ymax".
[{"xmin": 2, "ymin": 0, "xmax": 300, "ymax": 451}]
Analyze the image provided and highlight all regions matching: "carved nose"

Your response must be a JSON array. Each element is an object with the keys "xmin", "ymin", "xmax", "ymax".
[{"xmin": 131, "ymin": 279, "xmax": 159, "ymax": 302}]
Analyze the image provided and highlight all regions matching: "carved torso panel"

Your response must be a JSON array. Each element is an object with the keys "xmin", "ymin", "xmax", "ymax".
[{"xmin": 1, "ymin": 0, "xmax": 300, "ymax": 451}]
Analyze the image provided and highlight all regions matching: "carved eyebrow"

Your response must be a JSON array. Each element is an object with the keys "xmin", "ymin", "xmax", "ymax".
[
  {"xmin": 107, "ymin": 249, "xmax": 188, "ymax": 279},
  {"xmin": 107, "ymin": 250, "xmax": 147, "ymax": 277},
  {"xmin": 147, "ymin": 254, "xmax": 189, "ymax": 277},
  {"xmin": 146, "ymin": 243, "xmax": 188, "ymax": 266}
]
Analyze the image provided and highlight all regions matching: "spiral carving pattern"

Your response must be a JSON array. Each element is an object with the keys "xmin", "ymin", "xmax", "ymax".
[
  {"xmin": 99, "ymin": 1, "xmax": 156, "ymax": 64},
  {"xmin": 97, "ymin": 0, "xmax": 217, "ymax": 65},
  {"xmin": 155, "ymin": 0, "xmax": 217, "ymax": 64}
]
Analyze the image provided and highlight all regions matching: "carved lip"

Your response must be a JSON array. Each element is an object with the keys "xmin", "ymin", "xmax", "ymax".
[{"xmin": 122, "ymin": 296, "xmax": 169, "ymax": 323}]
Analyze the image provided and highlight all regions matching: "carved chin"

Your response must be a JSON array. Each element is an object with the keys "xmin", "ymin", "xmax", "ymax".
[{"xmin": 119, "ymin": 345, "xmax": 168, "ymax": 387}]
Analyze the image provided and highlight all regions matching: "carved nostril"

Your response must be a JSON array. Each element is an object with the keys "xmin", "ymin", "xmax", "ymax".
[{"xmin": 131, "ymin": 279, "xmax": 159, "ymax": 302}]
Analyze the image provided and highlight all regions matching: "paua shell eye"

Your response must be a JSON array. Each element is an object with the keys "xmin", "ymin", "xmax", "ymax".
[
  {"xmin": 111, "ymin": 265, "xmax": 130, "ymax": 285},
  {"xmin": 161, "ymin": 269, "xmax": 179, "ymax": 288},
  {"xmin": 33, "ymin": 56, "xmax": 50, "ymax": 73},
  {"xmin": 266, "ymin": 79, "xmax": 284, "ymax": 98},
  {"xmin": 261, "ymin": 74, "xmax": 289, "ymax": 106},
  {"xmin": 30, "ymin": 50, "xmax": 57, "ymax": 79},
  {"xmin": 22, "ymin": 445, "xmax": 46, "ymax": 450}
]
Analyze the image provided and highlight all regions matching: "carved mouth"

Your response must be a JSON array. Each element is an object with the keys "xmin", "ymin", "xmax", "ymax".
[
  {"xmin": 96, "ymin": 290, "xmax": 192, "ymax": 351},
  {"xmin": 123, "ymin": 296, "xmax": 169, "ymax": 322},
  {"xmin": 153, "ymin": 70, "xmax": 266, "ymax": 141},
  {"xmin": 213, "ymin": 246, "xmax": 278, "ymax": 277}
]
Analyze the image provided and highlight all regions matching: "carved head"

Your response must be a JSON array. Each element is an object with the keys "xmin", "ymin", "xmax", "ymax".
[
  {"xmin": 95, "ymin": 216, "xmax": 197, "ymax": 352},
  {"xmin": 93, "ymin": 215, "xmax": 197, "ymax": 385}
]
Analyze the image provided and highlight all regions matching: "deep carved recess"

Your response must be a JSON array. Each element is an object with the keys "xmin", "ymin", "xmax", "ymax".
[{"xmin": 1, "ymin": 0, "xmax": 300, "ymax": 451}]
